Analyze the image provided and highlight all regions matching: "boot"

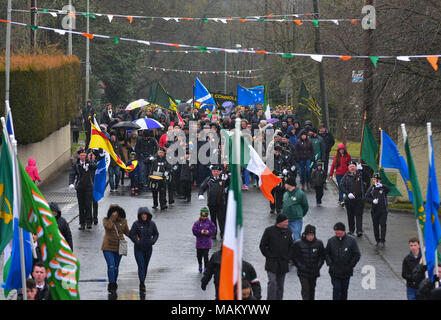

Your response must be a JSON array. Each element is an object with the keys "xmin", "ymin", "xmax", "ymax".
[{"xmin": 108, "ymin": 282, "xmax": 118, "ymax": 300}]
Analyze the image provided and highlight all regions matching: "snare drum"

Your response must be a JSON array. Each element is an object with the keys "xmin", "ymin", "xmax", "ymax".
[{"xmin": 149, "ymin": 175, "xmax": 164, "ymax": 181}]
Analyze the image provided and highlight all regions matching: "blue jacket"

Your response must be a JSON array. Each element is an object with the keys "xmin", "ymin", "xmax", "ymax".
[
  {"xmin": 287, "ymin": 126, "xmax": 298, "ymax": 146},
  {"xmin": 129, "ymin": 209, "xmax": 159, "ymax": 251}
]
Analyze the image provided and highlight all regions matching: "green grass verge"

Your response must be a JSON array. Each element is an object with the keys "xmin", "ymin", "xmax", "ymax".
[{"xmin": 330, "ymin": 140, "xmax": 361, "ymax": 158}]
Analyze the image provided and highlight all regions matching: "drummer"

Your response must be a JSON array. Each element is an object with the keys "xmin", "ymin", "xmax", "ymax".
[{"xmin": 150, "ymin": 147, "xmax": 171, "ymax": 210}]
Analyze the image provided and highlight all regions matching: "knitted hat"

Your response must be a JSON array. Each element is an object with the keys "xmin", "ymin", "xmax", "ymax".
[
  {"xmin": 304, "ymin": 224, "xmax": 316, "ymax": 235},
  {"xmin": 200, "ymin": 207, "xmax": 209, "ymax": 217},
  {"xmin": 285, "ymin": 175, "xmax": 297, "ymax": 187},
  {"xmin": 334, "ymin": 222, "xmax": 346, "ymax": 231},
  {"xmin": 276, "ymin": 213, "xmax": 288, "ymax": 224}
]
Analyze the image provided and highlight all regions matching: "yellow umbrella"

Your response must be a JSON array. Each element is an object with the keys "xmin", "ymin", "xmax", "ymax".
[{"xmin": 125, "ymin": 99, "xmax": 149, "ymax": 111}]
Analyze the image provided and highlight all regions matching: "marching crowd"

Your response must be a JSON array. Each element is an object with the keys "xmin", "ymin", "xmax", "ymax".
[{"xmin": 20, "ymin": 100, "xmax": 440, "ymax": 300}]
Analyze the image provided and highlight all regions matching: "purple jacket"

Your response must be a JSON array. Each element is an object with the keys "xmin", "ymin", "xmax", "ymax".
[{"xmin": 192, "ymin": 218, "xmax": 216, "ymax": 249}]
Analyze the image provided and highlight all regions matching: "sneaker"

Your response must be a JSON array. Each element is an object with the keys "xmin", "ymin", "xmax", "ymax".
[
  {"xmin": 340, "ymin": 202, "xmax": 345, "ymax": 207},
  {"xmin": 110, "ymin": 189, "xmax": 114, "ymax": 193},
  {"xmin": 347, "ymin": 231, "xmax": 354, "ymax": 236},
  {"xmin": 198, "ymin": 265, "xmax": 203, "ymax": 273},
  {"xmin": 242, "ymin": 185, "xmax": 249, "ymax": 191},
  {"xmin": 152, "ymin": 205, "xmax": 158, "ymax": 209}
]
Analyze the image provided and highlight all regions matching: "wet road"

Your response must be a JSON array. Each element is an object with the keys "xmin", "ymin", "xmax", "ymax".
[{"xmin": 3, "ymin": 168, "xmax": 418, "ymax": 300}]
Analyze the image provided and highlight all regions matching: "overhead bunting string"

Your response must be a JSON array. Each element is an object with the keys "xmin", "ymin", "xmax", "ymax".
[
  {"xmin": 12, "ymin": 8, "xmax": 361, "ymax": 25},
  {"xmin": 146, "ymin": 66, "xmax": 262, "ymax": 75},
  {"xmin": 1, "ymin": 19, "xmax": 439, "ymax": 70}
]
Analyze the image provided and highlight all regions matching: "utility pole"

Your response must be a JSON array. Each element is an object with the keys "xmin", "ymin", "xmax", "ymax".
[
  {"xmin": 68, "ymin": 0, "xmax": 72, "ymax": 56},
  {"xmin": 312, "ymin": 0, "xmax": 330, "ymax": 129},
  {"xmin": 224, "ymin": 50, "xmax": 227, "ymax": 94},
  {"xmin": 364, "ymin": 0, "xmax": 376, "ymax": 135},
  {"xmin": 30, "ymin": 0, "xmax": 37, "ymax": 52},
  {"xmin": 85, "ymin": 0, "xmax": 90, "ymax": 103}
]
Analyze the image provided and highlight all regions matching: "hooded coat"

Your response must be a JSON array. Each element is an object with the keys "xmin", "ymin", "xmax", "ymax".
[
  {"xmin": 25, "ymin": 158, "xmax": 41, "ymax": 182},
  {"xmin": 329, "ymin": 144, "xmax": 351, "ymax": 176},
  {"xmin": 287, "ymin": 125, "xmax": 298, "ymax": 147},
  {"xmin": 192, "ymin": 217, "xmax": 216, "ymax": 249},
  {"xmin": 129, "ymin": 208, "xmax": 159, "ymax": 251},
  {"xmin": 49, "ymin": 202, "xmax": 73, "ymax": 250}
]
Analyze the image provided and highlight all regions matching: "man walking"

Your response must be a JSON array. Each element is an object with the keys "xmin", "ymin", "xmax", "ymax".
[
  {"xmin": 340, "ymin": 161, "xmax": 365, "ymax": 237},
  {"xmin": 293, "ymin": 224, "xmax": 325, "ymax": 300},
  {"xmin": 259, "ymin": 214, "xmax": 294, "ymax": 300},
  {"xmin": 325, "ymin": 222, "xmax": 361, "ymax": 300},
  {"xmin": 402, "ymin": 237, "xmax": 423, "ymax": 300},
  {"xmin": 282, "ymin": 175, "xmax": 309, "ymax": 242}
]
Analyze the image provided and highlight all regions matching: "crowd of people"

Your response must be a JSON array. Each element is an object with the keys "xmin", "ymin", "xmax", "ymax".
[{"xmin": 42, "ymin": 99, "xmax": 439, "ymax": 301}]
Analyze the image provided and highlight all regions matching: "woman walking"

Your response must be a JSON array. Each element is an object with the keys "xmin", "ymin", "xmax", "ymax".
[
  {"xmin": 129, "ymin": 207, "xmax": 159, "ymax": 299},
  {"xmin": 329, "ymin": 144, "xmax": 351, "ymax": 206},
  {"xmin": 101, "ymin": 204, "xmax": 130, "ymax": 300},
  {"xmin": 192, "ymin": 207, "xmax": 216, "ymax": 273}
]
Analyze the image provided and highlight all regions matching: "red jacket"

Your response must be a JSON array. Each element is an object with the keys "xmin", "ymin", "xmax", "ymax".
[
  {"xmin": 329, "ymin": 144, "xmax": 351, "ymax": 176},
  {"xmin": 25, "ymin": 158, "xmax": 41, "ymax": 182}
]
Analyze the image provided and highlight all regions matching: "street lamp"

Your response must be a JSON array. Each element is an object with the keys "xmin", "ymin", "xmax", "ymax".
[{"xmin": 224, "ymin": 44, "xmax": 242, "ymax": 94}]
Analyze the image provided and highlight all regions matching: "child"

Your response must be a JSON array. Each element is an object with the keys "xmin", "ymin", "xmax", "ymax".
[
  {"xmin": 126, "ymin": 152, "xmax": 140, "ymax": 196},
  {"xmin": 25, "ymin": 158, "xmax": 41, "ymax": 184},
  {"xmin": 192, "ymin": 207, "xmax": 216, "ymax": 273},
  {"xmin": 311, "ymin": 161, "xmax": 327, "ymax": 206}
]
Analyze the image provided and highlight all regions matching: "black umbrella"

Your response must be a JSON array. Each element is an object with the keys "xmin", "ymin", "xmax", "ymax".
[{"xmin": 111, "ymin": 121, "xmax": 141, "ymax": 130}]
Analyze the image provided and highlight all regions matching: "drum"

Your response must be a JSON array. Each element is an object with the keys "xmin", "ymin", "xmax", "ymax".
[{"xmin": 149, "ymin": 175, "xmax": 164, "ymax": 181}]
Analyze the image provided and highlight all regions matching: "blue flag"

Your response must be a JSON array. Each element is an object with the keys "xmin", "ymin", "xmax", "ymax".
[
  {"xmin": 425, "ymin": 132, "xmax": 441, "ymax": 282},
  {"xmin": 248, "ymin": 85, "xmax": 264, "ymax": 104},
  {"xmin": 93, "ymin": 152, "xmax": 110, "ymax": 202},
  {"xmin": 1, "ymin": 218, "xmax": 33, "ymax": 292},
  {"xmin": 237, "ymin": 85, "xmax": 258, "ymax": 106},
  {"xmin": 379, "ymin": 130, "xmax": 413, "ymax": 202},
  {"xmin": 194, "ymin": 77, "xmax": 217, "ymax": 111}
]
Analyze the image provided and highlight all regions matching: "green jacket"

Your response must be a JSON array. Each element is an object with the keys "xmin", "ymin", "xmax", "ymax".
[{"xmin": 282, "ymin": 188, "xmax": 309, "ymax": 221}]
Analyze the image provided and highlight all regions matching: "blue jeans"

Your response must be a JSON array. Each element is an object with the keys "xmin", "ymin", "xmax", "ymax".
[
  {"xmin": 298, "ymin": 159, "xmax": 311, "ymax": 185},
  {"xmin": 331, "ymin": 276, "xmax": 350, "ymax": 300},
  {"xmin": 289, "ymin": 219, "xmax": 303, "ymax": 242},
  {"xmin": 241, "ymin": 168, "xmax": 250, "ymax": 186},
  {"xmin": 336, "ymin": 174, "xmax": 344, "ymax": 202},
  {"xmin": 103, "ymin": 250, "xmax": 122, "ymax": 283},
  {"xmin": 134, "ymin": 248, "xmax": 153, "ymax": 284},
  {"xmin": 407, "ymin": 287, "xmax": 418, "ymax": 300},
  {"xmin": 108, "ymin": 166, "xmax": 120, "ymax": 190}
]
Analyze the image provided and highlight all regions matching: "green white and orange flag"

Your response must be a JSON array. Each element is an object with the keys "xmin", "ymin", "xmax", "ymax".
[
  {"xmin": 221, "ymin": 129, "xmax": 282, "ymax": 204},
  {"xmin": 18, "ymin": 161, "xmax": 80, "ymax": 299},
  {"xmin": 89, "ymin": 121, "xmax": 138, "ymax": 172},
  {"xmin": 219, "ymin": 124, "xmax": 243, "ymax": 300}
]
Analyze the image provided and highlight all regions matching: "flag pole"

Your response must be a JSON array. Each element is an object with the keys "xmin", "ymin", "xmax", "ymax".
[
  {"xmin": 401, "ymin": 123, "xmax": 428, "ymax": 279},
  {"xmin": 234, "ymin": 117, "xmax": 242, "ymax": 300},
  {"xmin": 427, "ymin": 122, "xmax": 439, "ymax": 286},
  {"xmin": 5, "ymin": 0, "xmax": 11, "ymax": 106},
  {"xmin": 359, "ymin": 110, "xmax": 367, "ymax": 161}
]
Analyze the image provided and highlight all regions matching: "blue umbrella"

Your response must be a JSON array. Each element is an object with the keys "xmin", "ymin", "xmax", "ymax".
[{"xmin": 132, "ymin": 118, "xmax": 164, "ymax": 130}]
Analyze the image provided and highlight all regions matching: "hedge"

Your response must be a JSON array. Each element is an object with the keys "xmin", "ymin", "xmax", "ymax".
[{"xmin": 0, "ymin": 55, "xmax": 82, "ymax": 144}]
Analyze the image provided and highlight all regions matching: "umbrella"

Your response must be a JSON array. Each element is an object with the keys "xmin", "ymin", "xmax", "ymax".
[
  {"xmin": 132, "ymin": 118, "xmax": 164, "ymax": 130},
  {"xmin": 111, "ymin": 121, "xmax": 141, "ymax": 130},
  {"xmin": 266, "ymin": 118, "xmax": 279, "ymax": 124},
  {"xmin": 125, "ymin": 99, "xmax": 149, "ymax": 111}
]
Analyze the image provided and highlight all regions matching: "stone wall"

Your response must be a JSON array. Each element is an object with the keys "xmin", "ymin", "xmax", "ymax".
[{"xmin": 17, "ymin": 124, "xmax": 71, "ymax": 186}]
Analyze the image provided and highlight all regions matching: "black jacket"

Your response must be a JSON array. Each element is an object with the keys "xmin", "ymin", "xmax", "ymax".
[
  {"xmin": 129, "ymin": 212, "xmax": 159, "ymax": 251},
  {"xmin": 365, "ymin": 184, "xmax": 390, "ymax": 214},
  {"xmin": 325, "ymin": 234, "xmax": 361, "ymax": 278},
  {"xmin": 293, "ymin": 235, "xmax": 325, "ymax": 278},
  {"xmin": 135, "ymin": 136, "xmax": 159, "ymax": 160},
  {"xmin": 340, "ymin": 171, "xmax": 365, "ymax": 200},
  {"xmin": 150, "ymin": 155, "xmax": 171, "ymax": 177},
  {"xmin": 201, "ymin": 250, "xmax": 261, "ymax": 300},
  {"xmin": 199, "ymin": 175, "xmax": 230, "ymax": 206},
  {"xmin": 180, "ymin": 162, "xmax": 195, "ymax": 182},
  {"xmin": 56, "ymin": 214, "xmax": 73, "ymax": 250},
  {"xmin": 402, "ymin": 250, "xmax": 423, "ymax": 288},
  {"xmin": 318, "ymin": 130, "xmax": 335, "ymax": 154},
  {"xmin": 310, "ymin": 168, "xmax": 327, "ymax": 188},
  {"xmin": 68, "ymin": 159, "xmax": 97, "ymax": 191},
  {"xmin": 295, "ymin": 138, "xmax": 314, "ymax": 161},
  {"xmin": 36, "ymin": 282, "xmax": 52, "ymax": 300},
  {"xmin": 259, "ymin": 225, "xmax": 294, "ymax": 274}
]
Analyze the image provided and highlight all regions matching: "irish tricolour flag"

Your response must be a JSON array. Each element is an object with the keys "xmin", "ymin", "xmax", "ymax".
[{"xmin": 219, "ymin": 122, "xmax": 243, "ymax": 300}]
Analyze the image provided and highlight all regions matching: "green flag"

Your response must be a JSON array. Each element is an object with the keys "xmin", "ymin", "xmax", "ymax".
[
  {"xmin": 298, "ymin": 81, "xmax": 322, "ymax": 118},
  {"xmin": 0, "ymin": 134, "xmax": 13, "ymax": 254},
  {"xmin": 18, "ymin": 161, "xmax": 80, "ymax": 300},
  {"xmin": 153, "ymin": 82, "xmax": 177, "ymax": 112},
  {"xmin": 361, "ymin": 123, "xmax": 402, "ymax": 196},
  {"xmin": 404, "ymin": 132, "xmax": 426, "ymax": 229}
]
